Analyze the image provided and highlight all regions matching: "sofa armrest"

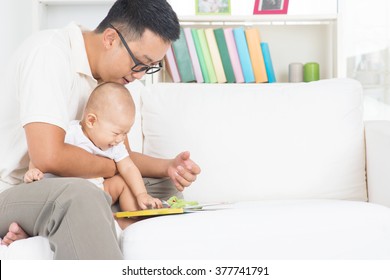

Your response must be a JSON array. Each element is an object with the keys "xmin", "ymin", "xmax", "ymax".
[{"xmin": 365, "ymin": 120, "xmax": 390, "ymax": 207}]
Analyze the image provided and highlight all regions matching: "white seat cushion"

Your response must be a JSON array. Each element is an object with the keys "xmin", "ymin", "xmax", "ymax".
[
  {"xmin": 121, "ymin": 200, "xmax": 390, "ymax": 259},
  {"xmin": 0, "ymin": 236, "xmax": 53, "ymax": 259}
]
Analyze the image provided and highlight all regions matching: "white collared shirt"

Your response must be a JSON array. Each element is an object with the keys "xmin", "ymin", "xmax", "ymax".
[{"xmin": 0, "ymin": 22, "xmax": 98, "ymax": 188}]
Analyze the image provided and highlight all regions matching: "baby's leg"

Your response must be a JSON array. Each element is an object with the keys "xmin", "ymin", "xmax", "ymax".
[
  {"xmin": 104, "ymin": 175, "xmax": 139, "ymax": 210},
  {"xmin": 103, "ymin": 175, "xmax": 139, "ymax": 230}
]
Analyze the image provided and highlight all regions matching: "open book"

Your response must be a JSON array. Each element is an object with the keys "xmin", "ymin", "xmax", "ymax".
[{"xmin": 115, "ymin": 202, "xmax": 231, "ymax": 218}]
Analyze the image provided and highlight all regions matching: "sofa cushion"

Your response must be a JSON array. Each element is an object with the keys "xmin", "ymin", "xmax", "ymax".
[
  {"xmin": 141, "ymin": 79, "xmax": 367, "ymax": 203},
  {"xmin": 121, "ymin": 200, "xmax": 390, "ymax": 259},
  {"xmin": 125, "ymin": 80, "xmax": 144, "ymax": 153},
  {"xmin": 0, "ymin": 236, "xmax": 53, "ymax": 259}
]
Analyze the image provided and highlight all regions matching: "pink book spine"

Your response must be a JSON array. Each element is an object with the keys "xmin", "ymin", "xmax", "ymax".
[
  {"xmin": 183, "ymin": 27, "xmax": 204, "ymax": 83},
  {"xmin": 223, "ymin": 28, "xmax": 244, "ymax": 83},
  {"xmin": 165, "ymin": 46, "xmax": 181, "ymax": 83}
]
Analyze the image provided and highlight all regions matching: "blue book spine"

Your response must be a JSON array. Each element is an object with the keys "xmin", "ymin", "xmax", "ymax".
[
  {"xmin": 261, "ymin": 42, "xmax": 276, "ymax": 83},
  {"xmin": 233, "ymin": 27, "xmax": 255, "ymax": 83}
]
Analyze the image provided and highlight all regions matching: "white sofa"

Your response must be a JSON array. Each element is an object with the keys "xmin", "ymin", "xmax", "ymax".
[{"xmin": 2, "ymin": 78, "xmax": 390, "ymax": 259}]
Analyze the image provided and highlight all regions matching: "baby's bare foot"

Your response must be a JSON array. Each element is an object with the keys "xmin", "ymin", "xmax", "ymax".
[{"xmin": 1, "ymin": 222, "xmax": 29, "ymax": 246}]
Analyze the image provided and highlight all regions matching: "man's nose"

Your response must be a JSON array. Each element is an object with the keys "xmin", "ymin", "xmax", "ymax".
[{"xmin": 131, "ymin": 71, "xmax": 146, "ymax": 80}]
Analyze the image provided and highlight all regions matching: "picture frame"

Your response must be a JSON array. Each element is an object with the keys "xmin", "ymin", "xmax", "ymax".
[
  {"xmin": 195, "ymin": 0, "xmax": 231, "ymax": 15},
  {"xmin": 253, "ymin": 0, "xmax": 289, "ymax": 15}
]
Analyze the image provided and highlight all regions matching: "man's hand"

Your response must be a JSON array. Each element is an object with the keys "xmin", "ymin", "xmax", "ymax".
[{"xmin": 167, "ymin": 151, "xmax": 201, "ymax": 191}]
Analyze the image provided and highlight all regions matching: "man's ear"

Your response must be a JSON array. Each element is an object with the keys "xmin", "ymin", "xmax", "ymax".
[
  {"xmin": 85, "ymin": 113, "xmax": 98, "ymax": 128},
  {"xmin": 102, "ymin": 27, "xmax": 117, "ymax": 49}
]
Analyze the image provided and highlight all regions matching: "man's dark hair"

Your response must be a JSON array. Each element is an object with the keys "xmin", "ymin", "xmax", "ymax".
[{"xmin": 96, "ymin": 0, "xmax": 180, "ymax": 43}]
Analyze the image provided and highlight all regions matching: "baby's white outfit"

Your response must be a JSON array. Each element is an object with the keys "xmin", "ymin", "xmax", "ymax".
[{"xmin": 64, "ymin": 120, "xmax": 129, "ymax": 189}]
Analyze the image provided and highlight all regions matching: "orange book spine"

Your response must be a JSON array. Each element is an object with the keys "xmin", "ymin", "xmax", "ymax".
[{"xmin": 245, "ymin": 28, "xmax": 268, "ymax": 83}]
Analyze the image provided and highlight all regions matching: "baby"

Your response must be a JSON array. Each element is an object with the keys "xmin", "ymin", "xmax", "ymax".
[{"xmin": 24, "ymin": 82, "xmax": 162, "ymax": 229}]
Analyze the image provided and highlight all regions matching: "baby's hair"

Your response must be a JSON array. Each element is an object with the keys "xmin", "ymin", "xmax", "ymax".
[{"xmin": 85, "ymin": 82, "xmax": 135, "ymax": 117}]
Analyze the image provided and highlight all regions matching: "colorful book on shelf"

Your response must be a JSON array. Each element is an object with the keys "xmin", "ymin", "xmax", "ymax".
[
  {"xmin": 197, "ymin": 28, "xmax": 217, "ymax": 83},
  {"xmin": 214, "ymin": 28, "xmax": 235, "ymax": 83},
  {"xmin": 191, "ymin": 28, "xmax": 210, "ymax": 83},
  {"xmin": 164, "ymin": 46, "xmax": 181, "ymax": 83},
  {"xmin": 204, "ymin": 28, "xmax": 227, "ymax": 83},
  {"xmin": 183, "ymin": 27, "xmax": 204, "ymax": 83},
  {"xmin": 172, "ymin": 28, "xmax": 196, "ymax": 83},
  {"xmin": 261, "ymin": 42, "xmax": 276, "ymax": 83},
  {"xmin": 223, "ymin": 28, "xmax": 244, "ymax": 83},
  {"xmin": 245, "ymin": 28, "xmax": 267, "ymax": 83},
  {"xmin": 233, "ymin": 27, "xmax": 255, "ymax": 83}
]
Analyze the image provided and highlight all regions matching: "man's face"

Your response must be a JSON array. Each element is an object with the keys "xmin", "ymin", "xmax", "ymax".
[{"xmin": 100, "ymin": 28, "xmax": 170, "ymax": 84}]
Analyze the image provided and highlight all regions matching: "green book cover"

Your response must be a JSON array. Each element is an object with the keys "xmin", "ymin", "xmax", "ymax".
[
  {"xmin": 172, "ymin": 28, "xmax": 196, "ymax": 82},
  {"xmin": 197, "ymin": 29, "xmax": 217, "ymax": 83},
  {"xmin": 214, "ymin": 28, "xmax": 236, "ymax": 83},
  {"xmin": 191, "ymin": 28, "xmax": 210, "ymax": 83}
]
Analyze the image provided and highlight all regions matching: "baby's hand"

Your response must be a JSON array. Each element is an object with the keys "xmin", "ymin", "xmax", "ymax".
[
  {"xmin": 24, "ymin": 168, "xmax": 44, "ymax": 183},
  {"xmin": 136, "ymin": 193, "xmax": 162, "ymax": 210}
]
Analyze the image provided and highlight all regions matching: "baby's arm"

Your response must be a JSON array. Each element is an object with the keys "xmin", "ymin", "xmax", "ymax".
[
  {"xmin": 116, "ymin": 157, "xmax": 162, "ymax": 209},
  {"xmin": 24, "ymin": 161, "xmax": 44, "ymax": 183}
]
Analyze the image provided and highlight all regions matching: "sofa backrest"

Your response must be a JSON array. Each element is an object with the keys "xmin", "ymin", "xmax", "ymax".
[
  {"xmin": 140, "ymin": 79, "xmax": 367, "ymax": 203},
  {"xmin": 125, "ymin": 80, "xmax": 144, "ymax": 153}
]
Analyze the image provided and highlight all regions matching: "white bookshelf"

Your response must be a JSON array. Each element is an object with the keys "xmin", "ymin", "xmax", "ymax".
[
  {"xmin": 173, "ymin": 14, "xmax": 341, "ymax": 83},
  {"xmin": 33, "ymin": 0, "xmax": 343, "ymax": 83}
]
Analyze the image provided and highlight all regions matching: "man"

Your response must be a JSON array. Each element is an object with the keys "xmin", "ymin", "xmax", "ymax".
[{"xmin": 0, "ymin": 0, "xmax": 200, "ymax": 259}]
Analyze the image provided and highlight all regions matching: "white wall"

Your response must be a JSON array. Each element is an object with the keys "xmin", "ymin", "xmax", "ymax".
[
  {"xmin": 43, "ymin": 4, "xmax": 111, "ymax": 30},
  {"xmin": 0, "ymin": 0, "xmax": 338, "ymax": 67},
  {"xmin": 0, "ymin": 0, "xmax": 33, "ymax": 67}
]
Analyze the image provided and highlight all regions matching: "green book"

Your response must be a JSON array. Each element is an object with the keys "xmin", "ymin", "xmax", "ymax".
[
  {"xmin": 172, "ymin": 28, "xmax": 196, "ymax": 82},
  {"xmin": 191, "ymin": 28, "xmax": 210, "ymax": 83},
  {"xmin": 213, "ymin": 28, "xmax": 236, "ymax": 83},
  {"xmin": 197, "ymin": 29, "xmax": 217, "ymax": 83}
]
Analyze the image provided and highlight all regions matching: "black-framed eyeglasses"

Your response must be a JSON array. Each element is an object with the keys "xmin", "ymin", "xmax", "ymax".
[{"xmin": 108, "ymin": 24, "xmax": 162, "ymax": 74}]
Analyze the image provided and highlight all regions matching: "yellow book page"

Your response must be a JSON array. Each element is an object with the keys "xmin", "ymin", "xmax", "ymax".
[
  {"xmin": 115, "ymin": 208, "xmax": 184, "ymax": 218},
  {"xmin": 205, "ymin": 28, "xmax": 227, "ymax": 83}
]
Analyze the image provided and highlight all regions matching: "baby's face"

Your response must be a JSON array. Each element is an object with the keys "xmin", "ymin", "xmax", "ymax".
[{"xmin": 89, "ymin": 113, "xmax": 134, "ymax": 151}]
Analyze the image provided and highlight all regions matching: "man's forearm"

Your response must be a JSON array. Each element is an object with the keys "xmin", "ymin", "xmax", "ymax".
[
  {"xmin": 25, "ymin": 122, "xmax": 116, "ymax": 179},
  {"xmin": 35, "ymin": 143, "xmax": 116, "ymax": 179},
  {"xmin": 129, "ymin": 151, "xmax": 170, "ymax": 178}
]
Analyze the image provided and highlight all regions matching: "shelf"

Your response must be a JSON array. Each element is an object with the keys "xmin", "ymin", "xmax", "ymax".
[
  {"xmin": 37, "ymin": 1, "xmax": 337, "ymax": 25},
  {"xmin": 174, "ymin": 15, "xmax": 339, "ymax": 83},
  {"xmin": 35, "ymin": 0, "xmax": 341, "ymax": 83},
  {"xmin": 179, "ymin": 15, "xmax": 337, "ymax": 25}
]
